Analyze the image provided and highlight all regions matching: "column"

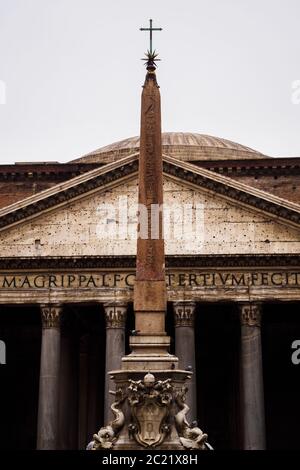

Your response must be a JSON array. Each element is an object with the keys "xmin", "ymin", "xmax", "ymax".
[
  {"xmin": 239, "ymin": 302, "xmax": 266, "ymax": 450},
  {"xmin": 78, "ymin": 334, "xmax": 89, "ymax": 449},
  {"xmin": 58, "ymin": 322, "xmax": 78, "ymax": 449},
  {"xmin": 37, "ymin": 304, "xmax": 62, "ymax": 450},
  {"xmin": 87, "ymin": 328, "xmax": 101, "ymax": 441},
  {"xmin": 104, "ymin": 303, "xmax": 127, "ymax": 424},
  {"xmin": 173, "ymin": 301, "xmax": 197, "ymax": 421}
]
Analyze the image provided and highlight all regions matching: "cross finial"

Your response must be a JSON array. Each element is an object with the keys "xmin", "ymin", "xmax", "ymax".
[{"xmin": 140, "ymin": 19, "xmax": 162, "ymax": 55}]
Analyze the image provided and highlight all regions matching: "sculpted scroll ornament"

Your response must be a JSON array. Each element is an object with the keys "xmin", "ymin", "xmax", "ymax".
[
  {"xmin": 89, "ymin": 388, "xmax": 126, "ymax": 450},
  {"xmin": 173, "ymin": 302, "xmax": 196, "ymax": 327},
  {"xmin": 240, "ymin": 303, "xmax": 262, "ymax": 327},
  {"xmin": 40, "ymin": 304, "xmax": 62, "ymax": 329},
  {"xmin": 175, "ymin": 386, "xmax": 212, "ymax": 450},
  {"xmin": 104, "ymin": 304, "xmax": 127, "ymax": 329}
]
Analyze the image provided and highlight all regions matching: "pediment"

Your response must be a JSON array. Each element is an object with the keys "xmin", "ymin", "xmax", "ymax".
[{"xmin": 0, "ymin": 155, "xmax": 299, "ymax": 257}]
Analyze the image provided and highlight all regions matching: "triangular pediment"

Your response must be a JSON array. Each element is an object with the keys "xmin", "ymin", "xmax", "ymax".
[{"xmin": 0, "ymin": 155, "xmax": 299, "ymax": 257}]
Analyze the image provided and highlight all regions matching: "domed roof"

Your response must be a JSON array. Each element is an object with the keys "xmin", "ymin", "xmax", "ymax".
[{"xmin": 71, "ymin": 132, "xmax": 269, "ymax": 164}]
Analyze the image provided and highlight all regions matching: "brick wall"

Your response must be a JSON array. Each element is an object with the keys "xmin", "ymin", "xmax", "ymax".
[
  {"xmin": 0, "ymin": 181, "xmax": 59, "ymax": 209},
  {"xmin": 228, "ymin": 174, "xmax": 300, "ymax": 204}
]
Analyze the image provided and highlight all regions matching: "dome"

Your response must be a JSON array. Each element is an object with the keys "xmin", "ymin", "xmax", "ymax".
[{"xmin": 71, "ymin": 132, "xmax": 269, "ymax": 164}]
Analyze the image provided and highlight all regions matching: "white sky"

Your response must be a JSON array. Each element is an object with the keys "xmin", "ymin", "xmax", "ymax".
[{"xmin": 0, "ymin": 0, "xmax": 300, "ymax": 164}]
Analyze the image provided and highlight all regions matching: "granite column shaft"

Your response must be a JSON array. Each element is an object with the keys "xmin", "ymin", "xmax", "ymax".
[
  {"xmin": 104, "ymin": 304, "xmax": 127, "ymax": 423},
  {"xmin": 239, "ymin": 303, "xmax": 266, "ymax": 450},
  {"xmin": 37, "ymin": 304, "xmax": 62, "ymax": 450},
  {"xmin": 173, "ymin": 301, "xmax": 197, "ymax": 421}
]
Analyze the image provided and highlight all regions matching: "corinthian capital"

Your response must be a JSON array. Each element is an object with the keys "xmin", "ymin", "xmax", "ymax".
[
  {"xmin": 239, "ymin": 303, "xmax": 262, "ymax": 327},
  {"xmin": 173, "ymin": 301, "xmax": 196, "ymax": 327},
  {"xmin": 40, "ymin": 304, "xmax": 63, "ymax": 329},
  {"xmin": 104, "ymin": 304, "xmax": 127, "ymax": 329}
]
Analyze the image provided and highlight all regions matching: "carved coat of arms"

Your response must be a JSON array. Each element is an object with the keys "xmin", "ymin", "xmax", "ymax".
[{"xmin": 127, "ymin": 373, "xmax": 173, "ymax": 447}]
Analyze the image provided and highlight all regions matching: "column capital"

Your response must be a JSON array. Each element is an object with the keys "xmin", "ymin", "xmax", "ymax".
[
  {"xmin": 173, "ymin": 301, "xmax": 196, "ymax": 327},
  {"xmin": 104, "ymin": 303, "xmax": 127, "ymax": 329},
  {"xmin": 40, "ymin": 304, "xmax": 63, "ymax": 329},
  {"xmin": 239, "ymin": 303, "xmax": 262, "ymax": 327}
]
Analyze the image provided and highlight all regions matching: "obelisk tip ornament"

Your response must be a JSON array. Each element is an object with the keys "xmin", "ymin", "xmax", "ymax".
[{"xmin": 140, "ymin": 18, "xmax": 162, "ymax": 55}]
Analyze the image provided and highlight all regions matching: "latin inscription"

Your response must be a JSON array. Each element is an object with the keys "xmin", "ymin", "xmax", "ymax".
[{"xmin": 0, "ymin": 271, "xmax": 299, "ymax": 289}]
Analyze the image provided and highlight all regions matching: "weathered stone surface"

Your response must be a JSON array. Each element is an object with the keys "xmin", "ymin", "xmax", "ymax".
[{"xmin": 0, "ymin": 177, "xmax": 299, "ymax": 258}]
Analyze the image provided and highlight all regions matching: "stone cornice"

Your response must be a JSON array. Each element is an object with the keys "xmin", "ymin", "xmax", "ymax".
[
  {"xmin": 0, "ymin": 254, "xmax": 299, "ymax": 269},
  {"xmin": 192, "ymin": 157, "xmax": 300, "ymax": 177},
  {"xmin": 0, "ymin": 153, "xmax": 300, "ymax": 232},
  {"xmin": 0, "ymin": 162, "xmax": 102, "ymax": 181},
  {"xmin": 1, "ymin": 157, "xmax": 299, "ymax": 180},
  {"xmin": 0, "ymin": 155, "xmax": 138, "ymax": 231}
]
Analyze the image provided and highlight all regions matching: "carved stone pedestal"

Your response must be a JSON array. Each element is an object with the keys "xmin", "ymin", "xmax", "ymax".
[
  {"xmin": 122, "ymin": 336, "xmax": 179, "ymax": 371},
  {"xmin": 89, "ymin": 370, "xmax": 211, "ymax": 451}
]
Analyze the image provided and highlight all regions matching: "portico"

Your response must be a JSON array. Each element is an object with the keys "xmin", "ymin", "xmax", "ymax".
[
  {"xmin": 0, "ymin": 257, "xmax": 300, "ymax": 449},
  {"xmin": 0, "ymin": 296, "xmax": 299, "ymax": 450}
]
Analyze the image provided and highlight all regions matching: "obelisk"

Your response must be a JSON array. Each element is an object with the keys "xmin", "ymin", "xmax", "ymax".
[
  {"xmin": 122, "ymin": 50, "xmax": 178, "ymax": 371},
  {"xmin": 89, "ymin": 22, "xmax": 211, "ymax": 451},
  {"xmin": 135, "ymin": 53, "xmax": 166, "ymax": 336}
]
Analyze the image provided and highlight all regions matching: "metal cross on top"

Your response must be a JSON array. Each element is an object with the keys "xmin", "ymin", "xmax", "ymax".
[{"xmin": 140, "ymin": 19, "xmax": 162, "ymax": 54}]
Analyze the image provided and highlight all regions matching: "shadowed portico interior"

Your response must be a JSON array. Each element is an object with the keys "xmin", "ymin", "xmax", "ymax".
[{"xmin": 0, "ymin": 301, "xmax": 300, "ymax": 449}]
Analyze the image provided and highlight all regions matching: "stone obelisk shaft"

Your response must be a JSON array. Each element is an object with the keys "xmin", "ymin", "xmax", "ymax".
[
  {"xmin": 122, "ymin": 64, "xmax": 177, "ymax": 370},
  {"xmin": 134, "ymin": 68, "xmax": 166, "ymax": 337}
]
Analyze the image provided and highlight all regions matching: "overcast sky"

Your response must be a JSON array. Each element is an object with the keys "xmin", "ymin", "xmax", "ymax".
[{"xmin": 0, "ymin": 0, "xmax": 300, "ymax": 164}]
